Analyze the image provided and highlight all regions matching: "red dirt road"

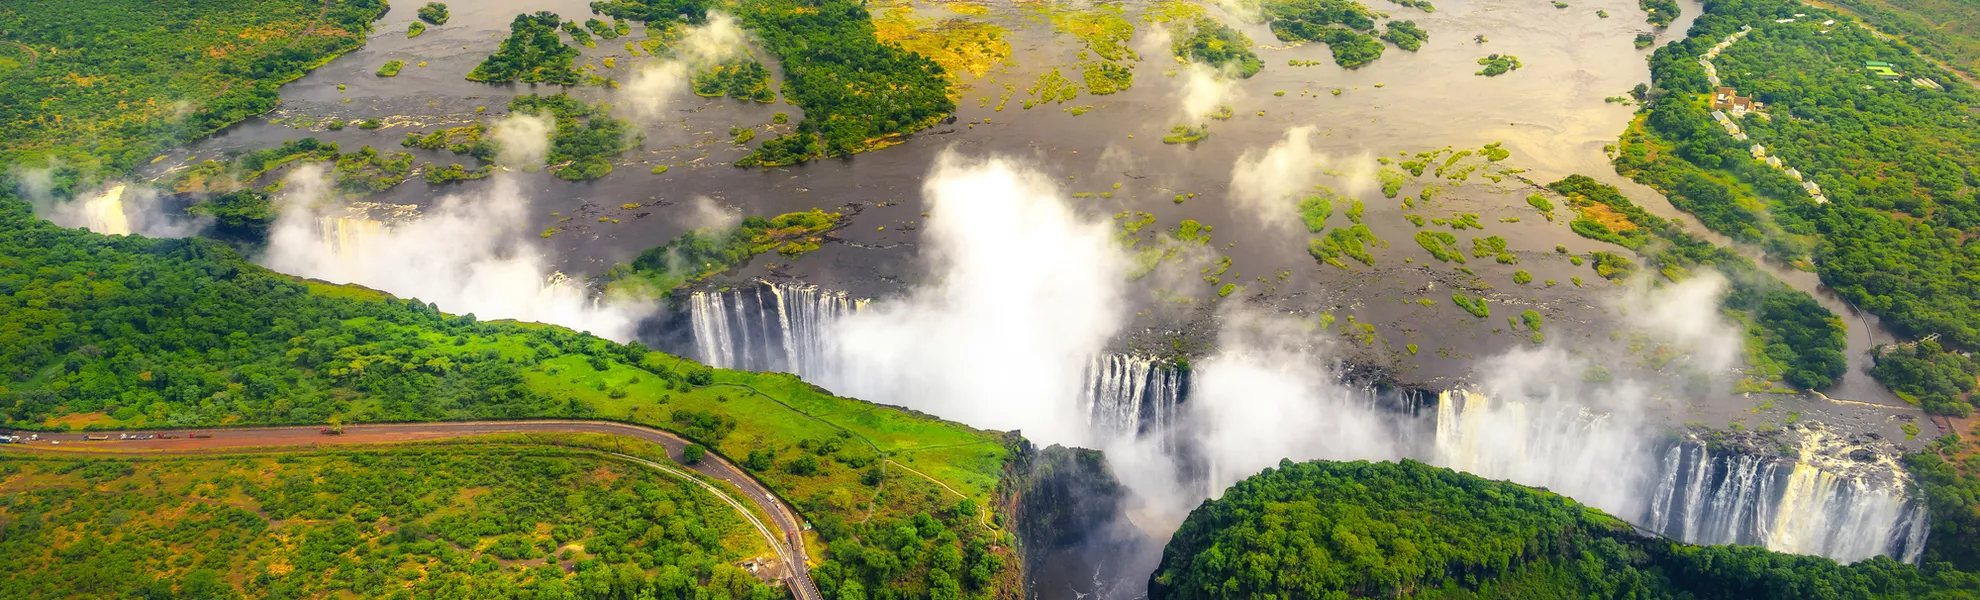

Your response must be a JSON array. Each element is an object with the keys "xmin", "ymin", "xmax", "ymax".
[{"xmin": 1, "ymin": 420, "xmax": 823, "ymax": 600}]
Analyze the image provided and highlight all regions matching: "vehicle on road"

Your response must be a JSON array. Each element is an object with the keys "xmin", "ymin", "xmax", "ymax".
[
  {"xmin": 83, "ymin": 434, "xmax": 111, "ymax": 441},
  {"xmin": 189, "ymin": 433, "xmax": 213, "ymax": 439}
]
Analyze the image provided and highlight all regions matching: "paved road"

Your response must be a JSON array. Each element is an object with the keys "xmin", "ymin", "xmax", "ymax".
[{"xmin": 1, "ymin": 420, "xmax": 823, "ymax": 600}]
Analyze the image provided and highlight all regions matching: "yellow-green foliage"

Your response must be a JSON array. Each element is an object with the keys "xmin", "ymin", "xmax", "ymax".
[
  {"xmin": 0, "ymin": 446, "xmax": 777, "ymax": 598},
  {"xmin": 1030, "ymin": 67, "xmax": 1080, "ymax": 104},
  {"xmin": 1176, "ymin": 219, "xmax": 1214, "ymax": 244},
  {"xmin": 1299, "ymin": 193, "xmax": 1335, "ymax": 233},
  {"xmin": 1049, "ymin": 4, "xmax": 1136, "ymax": 62},
  {"xmin": 0, "ymin": 0, "xmax": 386, "ymax": 171},
  {"xmin": 1452, "ymin": 293, "xmax": 1490, "ymax": 318},
  {"xmin": 1380, "ymin": 167, "xmax": 1407, "ymax": 198},
  {"xmin": 1416, "ymin": 231, "xmax": 1465, "ymax": 263},
  {"xmin": 1163, "ymin": 124, "xmax": 1209, "ymax": 144}
]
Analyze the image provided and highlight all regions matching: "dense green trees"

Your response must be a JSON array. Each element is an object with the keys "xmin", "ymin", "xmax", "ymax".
[
  {"xmin": 0, "ymin": 0, "xmax": 385, "ymax": 175},
  {"xmin": 509, "ymin": 93, "xmax": 637, "ymax": 180},
  {"xmin": 1152, "ymin": 459, "xmax": 1980, "ymax": 599},
  {"xmin": 692, "ymin": 59, "xmax": 777, "ymax": 102},
  {"xmin": 1381, "ymin": 20, "xmax": 1428, "ymax": 51},
  {"xmin": 731, "ymin": 0, "xmax": 954, "ymax": 165},
  {"xmin": 1175, "ymin": 18, "xmax": 1263, "ymax": 78},
  {"xmin": 1622, "ymin": 0, "xmax": 1980, "ymax": 406},
  {"xmin": 0, "ymin": 186, "xmax": 634, "ymax": 426},
  {"xmin": 1263, "ymin": 0, "xmax": 1407, "ymax": 68},
  {"xmin": 466, "ymin": 12, "xmax": 582, "ymax": 85},
  {"xmin": 1873, "ymin": 339, "xmax": 1980, "ymax": 416},
  {"xmin": 1641, "ymin": 0, "xmax": 1679, "ymax": 26},
  {"xmin": 1827, "ymin": 0, "xmax": 1980, "ymax": 80},
  {"xmin": 418, "ymin": 2, "xmax": 450, "ymax": 25},
  {"xmin": 0, "ymin": 448, "xmax": 775, "ymax": 599}
]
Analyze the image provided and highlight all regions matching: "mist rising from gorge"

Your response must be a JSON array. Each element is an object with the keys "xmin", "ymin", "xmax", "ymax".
[
  {"xmin": 781, "ymin": 149, "xmax": 1718, "ymax": 538},
  {"xmin": 259, "ymin": 166, "xmax": 651, "ymax": 341},
  {"xmin": 822, "ymin": 150, "xmax": 1133, "ymax": 443}
]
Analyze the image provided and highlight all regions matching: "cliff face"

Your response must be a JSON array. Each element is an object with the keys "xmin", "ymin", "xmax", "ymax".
[{"xmin": 997, "ymin": 439, "xmax": 1137, "ymax": 599}]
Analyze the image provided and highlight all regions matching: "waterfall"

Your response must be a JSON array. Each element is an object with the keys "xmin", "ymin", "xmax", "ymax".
[
  {"xmin": 1077, "ymin": 354, "xmax": 1187, "ymax": 440},
  {"xmin": 1432, "ymin": 390, "xmax": 1653, "ymax": 518},
  {"xmin": 319, "ymin": 215, "xmax": 384, "ymax": 266},
  {"xmin": 1435, "ymin": 391, "xmax": 1927, "ymax": 564},
  {"xmin": 82, "ymin": 184, "xmax": 132, "ymax": 235},
  {"xmin": 1642, "ymin": 434, "xmax": 1929, "ymax": 564},
  {"xmin": 687, "ymin": 280, "xmax": 866, "ymax": 375}
]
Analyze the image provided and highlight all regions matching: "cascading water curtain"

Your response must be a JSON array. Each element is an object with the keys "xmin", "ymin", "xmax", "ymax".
[{"xmin": 688, "ymin": 280, "xmax": 865, "ymax": 375}]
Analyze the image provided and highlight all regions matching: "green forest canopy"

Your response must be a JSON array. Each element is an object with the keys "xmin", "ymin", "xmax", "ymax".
[
  {"xmin": 1152, "ymin": 459, "xmax": 1980, "ymax": 599},
  {"xmin": 0, "ymin": 0, "xmax": 385, "ymax": 178},
  {"xmin": 0, "ymin": 446, "xmax": 777, "ymax": 599},
  {"xmin": 466, "ymin": 12, "xmax": 583, "ymax": 86},
  {"xmin": 1827, "ymin": 0, "xmax": 1980, "ymax": 80},
  {"xmin": 1631, "ymin": 0, "xmax": 1980, "ymax": 346}
]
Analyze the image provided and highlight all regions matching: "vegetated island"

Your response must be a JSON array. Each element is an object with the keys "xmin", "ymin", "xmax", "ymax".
[
  {"xmin": 1174, "ymin": 17, "xmax": 1264, "ymax": 78},
  {"xmin": 607, "ymin": 209, "xmax": 844, "ymax": 296},
  {"xmin": 1475, "ymin": 53, "xmax": 1522, "ymax": 76},
  {"xmin": 1150, "ymin": 459, "xmax": 1980, "ymax": 599},
  {"xmin": 595, "ymin": 0, "xmax": 955, "ymax": 166},
  {"xmin": 1261, "ymin": 0, "xmax": 1424, "ymax": 69},
  {"xmin": 466, "ymin": 12, "xmax": 583, "ymax": 85},
  {"xmin": 1162, "ymin": 124, "xmax": 1209, "ymax": 144},
  {"xmin": 417, "ymin": 2, "xmax": 449, "ymax": 25}
]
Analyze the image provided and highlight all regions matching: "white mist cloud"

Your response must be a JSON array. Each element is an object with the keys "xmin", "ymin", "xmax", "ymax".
[
  {"xmin": 1210, "ymin": 0, "xmax": 1263, "ymax": 24},
  {"xmin": 490, "ymin": 112, "xmax": 555, "ymax": 168},
  {"xmin": 259, "ymin": 166, "xmax": 650, "ymax": 341},
  {"xmin": 823, "ymin": 150, "xmax": 1132, "ymax": 443},
  {"xmin": 1227, "ymin": 130, "xmax": 1385, "ymax": 229},
  {"xmin": 1175, "ymin": 62, "xmax": 1239, "ymax": 124},
  {"xmin": 1185, "ymin": 311, "xmax": 1402, "ymax": 503},
  {"xmin": 618, "ymin": 11, "xmax": 750, "ymax": 123},
  {"xmin": 621, "ymin": 61, "xmax": 691, "ymax": 122},
  {"xmin": 1134, "ymin": 21, "xmax": 1176, "ymax": 63},
  {"xmin": 1617, "ymin": 271, "xmax": 1742, "ymax": 373},
  {"xmin": 1435, "ymin": 346, "xmax": 1661, "ymax": 519},
  {"xmin": 681, "ymin": 11, "xmax": 749, "ymax": 65},
  {"xmin": 10, "ymin": 164, "xmax": 58, "ymax": 206},
  {"xmin": 686, "ymin": 195, "xmax": 739, "ymax": 232},
  {"xmin": 1228, "ymin": 126, "xmax": 1322, "ymax": 228},
  {"xmin": 36, "ymin": 182, "xmax": 205, "ymax": 238}
]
